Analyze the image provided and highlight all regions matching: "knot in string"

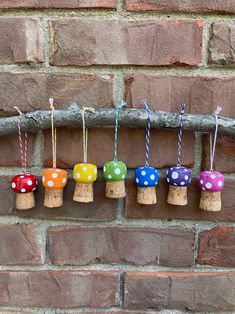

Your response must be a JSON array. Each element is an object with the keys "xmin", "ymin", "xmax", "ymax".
[
  {"xmin": 14, "ymin": 106, "xmax": 27, "ymax": 174},
  {"xmin": 114, "ymin": 100, "xmax": 127, "ymax": 161},
  {"xmin": 210, "ymin": 106, "xmax": 222, "ymax": 171},
  {"xmin": 81, "ymin": 107, "xmax": 96, "ymax": 163},
  {"xmin": 49, "ymin": 98, "xmax": 57, "ymax": 169},
  {"xmin": 177, "ymin": 103, "xmax": 186, "ymax": 167},
  {"xmin": 142, "ymin": 99, "xmax": 151, "ymax": 167}
]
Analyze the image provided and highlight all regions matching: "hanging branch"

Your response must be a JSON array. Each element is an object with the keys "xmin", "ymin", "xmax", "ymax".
[{"xmin": 0, "ymin": 103, "xmax": 235, "ymax": 137}]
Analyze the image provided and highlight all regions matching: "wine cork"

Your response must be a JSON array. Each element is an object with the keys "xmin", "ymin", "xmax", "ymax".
[
  {"xmin": 16, "ymin": 192, "xmax": 35, "ymax": 210},
  {"xmin": 44, "ymin": 189, "xmax": 63, "ymax": 208},
  {"xmin": 106, "ymin": 180, "xmax": 126, "ymax": 199},
  {"xmin": 200, "ymin": 191, "xmax": 221, "ymax": 211},
  {"xmin": 73, "ymin": 182, "xmax": 93, "ymax": 203},
  {"xmin": 137, "ymin": 186, "xmax": 157, "ymax": 205},
  {"xmin": 167, "ymin": 185, "xmax": 187, "ymax": 206}
]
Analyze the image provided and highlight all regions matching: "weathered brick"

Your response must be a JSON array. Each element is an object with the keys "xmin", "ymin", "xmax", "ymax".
[
  {"xmin": 202, "ymin": 134, "xmax": 235, "ymax": 173},
  {"xmin": 0, "ymin": 134, "xmax": 34, "ymax": 166},
  {"xmin": 0, "ymin": 18, "xmax": 43, "ymax": 64},
  {"xmin": 0, "ymin": 224, "xmax": 43, "ymax": 265},
  {"xmin": 0, "ymin": 0, "xmax": 116, "ymax": 8},
  {"xmin": 11, "ymin": 178, "xmax": 116, "ymax": 221},
  {"xmin": 209, "ymin": 22, "xmax": 235, "ymax": 65},
  {"xmin": 197, "ymin": 226, "xmax": 235, "ymax": 267},
  {"xmin": 48, "ymin": 225, "xmax": 194, "ymax": 266},
  {"xmin": 124, "ymin": 272, "xmax": 235, "ymax": 311},
  {"xmin": 43, "ymin": 128, "xmax": 195, "ymax": 169},
  {"xmin": 51, "ymin": 19, "xmax": 203, "ymax": 66},
  {"xmin": 0, "ymin": 270, "xmax": 119, "ymax": 308},
  {"xmin": 125, "ymin": 178, "xmax": 235, "ymax": 222},
  {"xmin": 125, "ymin": 0, "xmax": 235, "ymax": 13},
  {"xmin": 0, "ymin": 72, "xmax": 113, "ymax": 115},
  {"xmin": 125, "ymin": 74, "xmax": 235, "ymax": 118}
]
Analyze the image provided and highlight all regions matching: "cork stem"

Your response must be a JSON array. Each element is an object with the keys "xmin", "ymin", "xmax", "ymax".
[
  {"xmin": 167, "ymin": 185, "xmax": 188, "ymax": 206},
  {"xmin": 73, "ymin": 182, "xmax": 93, "ymax": 203},
  {"xmin": 15, "ymin": 192, "xmax": 35, "ymax": 210},
  {"xmin": 105, "ymin": 180, "xmax": 126, "ymax": 199},
  {"xmin": 200, "ymin": 191, "xmax": 221, "ymax": 211},
  {"xmin": 44, "ymin": 188, "xmax": 63, "ymax": 208},
  {"xmin": 137, "ymin": 186, "xmax": 157, "ymax": 205}
]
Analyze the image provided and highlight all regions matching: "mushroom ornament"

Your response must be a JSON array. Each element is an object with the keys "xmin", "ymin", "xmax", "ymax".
[
  {"xmin": 198, "ymin": 171, "xmax": 224, "ymax": 211},
  {"xmin": 103, "ymin": 101, "xmax": 127, "ymax": 199},
  {"xmin": 11, "ymin": 174, "xmax": 37, "ymax": 210},
  {"xmin": 42, "ymin": 99, "xmax": 68, "ymax": 208},
  {"xmin": 73, "ymin": 108, "xmax": 97, "ymax": 203},
  {"xmin": 135, "ymin": 100, "xmax": 159, "ymax": 204},
  {"xmin": 167, "ymin": 167, "xmax": 192, "ymax": 205},
  {"xmin": 11, "ymin": 107, "xmax": 38, "ymax": 210},
  {"xmin": 198, "ymin": 107, "xmax": 224, "ymax": 211},
  {"xmin": 103, "ymin": 160, "xmax": 127, "ymax": 198},
  {"xmin": 42, "ymin": 168, "xmax": 67, "ymax": 208},
  {"xmin": 166, "ymin": 104, "xmax": 192, "ymax": 206}
]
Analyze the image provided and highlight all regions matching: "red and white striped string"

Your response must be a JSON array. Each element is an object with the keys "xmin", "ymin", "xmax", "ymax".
[{"xmin": 14, "ymin": 106, "xmax": 28, "ymax": 174}]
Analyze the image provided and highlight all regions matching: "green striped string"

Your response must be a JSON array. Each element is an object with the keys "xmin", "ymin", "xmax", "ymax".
[{"xmin": 114, "ymin": 101, "xmax": 127, "ymax": 161}]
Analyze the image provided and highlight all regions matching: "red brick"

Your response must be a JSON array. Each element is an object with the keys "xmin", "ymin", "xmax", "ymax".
[
  {"xmin": 124, "ymin": 271, "xmax": 235, "ymax": 311},
  {"xmin": 0, "ymin": 72, "xmax": 113, "ymax": 115},
  {"xmin": 209, "ymin": 22, "xmax": 235, "ymax": 65},
  {"xmin": 125, "ymin": 0, "xmax": 235, "ymax": 13},
  {"xmin": 125, "ymin": 178, "xmax": 235, "ymax": 222},
  {"xmin": 48, "ymin": 225, "xmax": 194, "ymax": 266},
  {"xmin": 0, "ymin": 18, "xmax": 43, "ymax": 64},
  {"xmin": 0, "ymin": 0, "xmax": 116, "ymax": 8},
  {"xmin": 51, "ymin": 19, "xmax": 203, "ymax": 66},
  {"xmin": 202, "ymin": 134, "xmax": 235, "ymax": 173},
  {"xmin": 0, "ymin": 134, "xmax": 34, "ymax": 167},
  {"xmin": 197, "ymin": 226, "xmax": 235, "ymax": 267},
  {"xmin": 43, "ymin": 128, "xmax": 195, "ymax": 169},
  {"xmin": 0, "ymin": 270, "xmax": 119, "ymax": 308},
  {"xmin": 125, "ymin": 74, "xmax": 235, "ymax": 118},
  {"xmin": 12, "ymin": 178, "xmax": 116, "ymax": 221},
  {"xmin": 0, "ymin": 224, "xmax": 43, "ymax": 265}
]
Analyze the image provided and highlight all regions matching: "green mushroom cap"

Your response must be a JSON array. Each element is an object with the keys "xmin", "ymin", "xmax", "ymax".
[{"xmin": 103, "ymin": 160, "xmax": 127, "ymax": 181}]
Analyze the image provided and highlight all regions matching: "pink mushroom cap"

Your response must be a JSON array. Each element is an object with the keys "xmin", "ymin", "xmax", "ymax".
[{"xmin": 198, "ymin": 171, "xmax": 224, "ymax": 192}]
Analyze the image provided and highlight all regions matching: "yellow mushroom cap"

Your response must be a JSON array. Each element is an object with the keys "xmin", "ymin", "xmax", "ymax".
[
  {"xmin": 42, "ymin": 168, "xmax": 67, "ymax": 190},
  {"xmin": 73, "ymin": 163, "xmax": 97, "ymax": 183}
]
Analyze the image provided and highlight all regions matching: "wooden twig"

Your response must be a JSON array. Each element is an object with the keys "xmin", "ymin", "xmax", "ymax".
[{"xmin": 0, "ymin": 103, "xmax": 234, "ymax": 137}]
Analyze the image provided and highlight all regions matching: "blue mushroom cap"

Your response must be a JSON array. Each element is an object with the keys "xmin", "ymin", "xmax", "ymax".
[
  {"xmin": 166, "ymin": 166, "xmax": 192, "ymax": 187},
  {"xmin": 135, "ymin": 166, "xmax": 159, "ymax": 187}
]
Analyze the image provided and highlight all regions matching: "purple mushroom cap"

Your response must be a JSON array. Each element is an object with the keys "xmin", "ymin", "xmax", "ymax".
[{"xmin": 167, "ymin": 166, "xmax": 192, "ymax": 187}]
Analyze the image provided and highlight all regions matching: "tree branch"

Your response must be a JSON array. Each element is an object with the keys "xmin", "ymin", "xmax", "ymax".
[{"xmin": 1, "ymin": 103, "xmax": 234, "ymax": 137}]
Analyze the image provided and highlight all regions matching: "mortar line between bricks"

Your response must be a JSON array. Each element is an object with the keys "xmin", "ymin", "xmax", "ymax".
[
  {"xmin": 0, "ymin": 9, "xmax": 235, "ymax": 20},
  {"xmin": 200, "ymin": 19, "xmax": 212, "ymax": 67},
  {"xmin": 32, "ymin": 131, "xmax": 44, "ymax": 167},
  {"xmin": 0, "ymin": 263, "xmax": 234, "ymax": 272},
  {"xmin": 191, "ymin": 132, "xmax": 203, "ymax": 176},
  {"xmin": 1, "ymin": 64, "xmax": 235, "ymax": 76}
]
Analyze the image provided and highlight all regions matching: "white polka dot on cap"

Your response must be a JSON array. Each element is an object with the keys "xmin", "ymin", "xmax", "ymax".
[
  {"xmin": 115, "ymin": 168, "xmax": 121, "ymax": 175},
  {"xmin": 205, "ymin": 182, "xmax": 212, "ymax": 189},
  {"xmin": 144, "ymin": 181, "xmax": 148, "ymax": 186},
  {"xmin": 150, "ymin": 174, "xmax": 155, "ymax": 180},
  {"xmin": 11, "ymin": 182, "xmax": 16, "ymax": 188},
  {"xmin": 172, "ymin": 171, "xmax": 179, "ymax": 179},
  {"xmin": 47, "ymin": 181, "xmax": 54, "ymax": 187},
  {"xmin": 52, "ymin": 173, "xmax": 58, "ymax": 178},
  {"xmin": 141, "ymin": 171, "xmax": 146, "ymax": 176}
]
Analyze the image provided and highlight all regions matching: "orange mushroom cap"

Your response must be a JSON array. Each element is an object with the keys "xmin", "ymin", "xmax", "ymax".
[{"xmin": 42, "ymin": 168, "xmax": 67, "ymax": 190}]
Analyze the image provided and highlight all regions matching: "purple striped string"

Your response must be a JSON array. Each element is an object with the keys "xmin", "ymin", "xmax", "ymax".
[
  {"xmin": 142, "ymin": 100, "xmax": 151, "ymax": 168},
  {"xmin": 177, "ymin": 104, "xmax": 185, "ymax": 167}
]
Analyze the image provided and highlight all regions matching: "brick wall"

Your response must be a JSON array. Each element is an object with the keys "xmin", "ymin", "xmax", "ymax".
[{"xmin": 0, "ymin": 1, "xmax": 235, "ymax": 313}]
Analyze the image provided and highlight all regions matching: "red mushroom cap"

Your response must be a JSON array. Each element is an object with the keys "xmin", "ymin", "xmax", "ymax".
[{"xmin": 11, "ymin": 174, "xmax": 37, "ymax": 193}]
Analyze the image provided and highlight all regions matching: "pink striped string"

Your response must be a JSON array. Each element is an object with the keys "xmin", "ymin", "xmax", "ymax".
[
  {"xmin": 14, "ymin": 106, "xmax": 27, "ymax": 174},
  {"xmin": 210, "ymin": 106, "xmax": 222, "ymax": 171}
]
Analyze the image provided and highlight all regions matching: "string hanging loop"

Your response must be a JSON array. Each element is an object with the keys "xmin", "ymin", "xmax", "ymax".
[
  {"xmin": 14, "ymin": 106, "xmax": 28, "ymax": 174},
  {"xmin": 49, "ymin": 98, "xmax": 57, "ymax": 169},
  {"xmin": 142, "ymin": 99, "xmax": 151, "ymax": 168},
  {"xmin": 177, "ymin": 103, "xmax": 186, "ymax": 167},
  {"xmin": 114, "ymin": 100, "xmax": 127, "ymax": 162},
  {"xmin": 81, "ymin": 107, "xmax": 96, "ymax": 163},
  {"xmin": 210, "ymin": 106, "xmax": 222, "ymax": 171}
]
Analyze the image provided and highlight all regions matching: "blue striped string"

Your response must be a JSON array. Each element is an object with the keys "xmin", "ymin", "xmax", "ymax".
[
  {"xmin": 142, "ymin": 100, "xmax": 151, "ymax": 168},
  {"xmin": 177, "ymin": 104, "xmax": 186, "ymax": 167},
  {"xmin": 114, "ymin": 101, "xmax": 127, "ymax": 161}
]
